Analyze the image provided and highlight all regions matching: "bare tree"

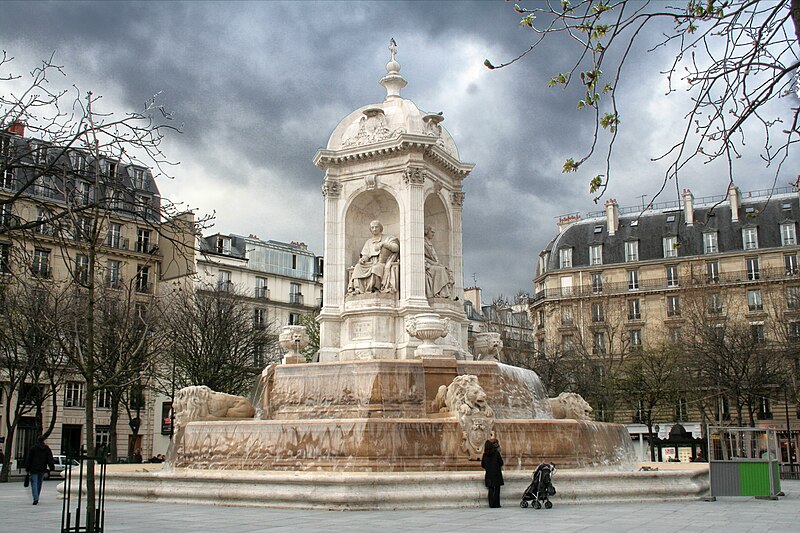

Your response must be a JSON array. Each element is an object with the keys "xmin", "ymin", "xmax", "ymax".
[
  {"xmin": 161, "ymin": 284, "xmax": 281, "ymax": 396},
  {"xmin": 0, "ymin": 280, "xmax": 67, "ymax": 481},
  {"xmin": 617, "ymin": 344, "xmax": 685, "ymax": 460},
  {"xmin": 1, "ymin": 51, "xmax": 201, "ymax": 529},
  {"xmin": 486, "ymin": 1, "xmax": 800, "ymax": 203}
]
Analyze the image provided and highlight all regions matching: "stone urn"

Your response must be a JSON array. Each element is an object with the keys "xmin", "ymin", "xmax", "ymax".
[
  {"xmin": 279, "ymin": 325, "xmax": 309, "ymax": 364},
  {"xmin": 405, "ymin": 313, "xmax": 450, "ymax": 358}
]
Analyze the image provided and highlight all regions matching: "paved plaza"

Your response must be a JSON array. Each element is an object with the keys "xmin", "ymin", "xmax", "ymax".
[{"xmin": 2, "ymin": 478, "xmax": 799, "ymax": 532}]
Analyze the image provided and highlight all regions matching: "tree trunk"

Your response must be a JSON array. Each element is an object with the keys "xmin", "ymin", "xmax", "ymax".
[{"xmin": 108, "ymin": 394, "xmax": 120, "ymax": 463}]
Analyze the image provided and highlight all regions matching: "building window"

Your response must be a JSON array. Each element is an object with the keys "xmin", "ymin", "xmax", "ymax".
[
  {"xmin": 561, "ymin": 335, "xmax": 574, "ymax": 355},
  {"xmin": 591, "ymin": 302, "xmax": 605, "ymax": 322},
  {"xmin": 32, "ymin": 248, "xmax": 50, "ymax": 277},
  {"xmin": 746, "ymin": 257, "xmax": 760, "ymax": 281},
  {"xmin": 1, "ymin": 167, "xmax": 13, "ymax": 190},
  {"xmin": 559, "ymin": 275, "xmax": 574, "ymax": 296},
  {"xmin": 76, "ymin": 216, "xmax": 92, "ymax": 242},
  {"xmin": 707, "ymin": 260, "xmax": 720, "ymax": 282},
  {"xmin": 787, "ymin": 286, "xmax": 800, "ymax": 310},
  {"xmin": 628, "ymin": 269, "xmax": 639, "ymax": 291},
  {"xmin": 589, "ymin": 244, "xmax": 603, "ymax": 266},
  {"xmin": 254, "ymin": 308, "xmax": 267, "ymax": 329},
  {"xmin": 288, "ymin": 312, "xmax": 301, "ymax": 326},
  {"xmin": 136, "ymin": 265, "xmax": 150, "ymax": 293},
  {"xmin": 667, "ymin": 295, "xmax": 681, "ymax": 317},
  {"xmin": 786, "ymin": 254, "xmax": 798, "ymax": 276},
  {"xmin": 675, "ymin": 397, "xmax": 688, "ymax": 422},
  {"xmin": 591, "ymin": 272, "xmax": 603, "ymax": 293},
  {"xmin": 0, "ymin": 242, "xmax": 10, "ymax": 274},
  {"xmin": 663, "ymin": 236, "xmax": 678, "ymax": 258},
  {"xmin": 34, "ymin": 207, "xmax": 50, "ymax": 235},
  {"xmin": 629, "ymin": 329, "xmax": 643, "ymax": 349},
  {"xmin": 136, "ymin": 228, "xmax": 152, "ymax": 253},
  {"xmin": 65, "ymin": 381, "xmax": 85, "ymax": 408},
  {"xmin": 561, "ymin": 305, "xmax": 574, "ymax": 325},
  {"xmin": 666, "ymin": 265, "xmax": 679, "ymax": 288},
  {"xmin": 628, "ymin": 298, "xmax": 641, "ymax": 320},
  {"xmin": 593, "ymin": 332, "xmax": 606, "ymax": 354},
  {"xmin": 255, "ymin": 277, "xmax": 268, "ymax": 299},
  {"xmin": 536, "ymin": 309, "xmax": 545, "ymax": 329},
  {"xmin": 76, "ymin": 180, "xmax": 93, "ymax": 205},
  {"xmin": 751, "ymin": 323, "xmax": 766, "ymax": 344},
  {"xmin": 625, "ymin": 241, "xmax": 639, "ymax": 262},
  {"xmin": 747, "ymin": 289, "xmax": 763, "ymax": 311},
  {"xmin": 708, "ymin": 293, "xmax": 723, "ymax": 314},
  {"xmin": 290, "ymin": 282, "xmax": 303, "ymax": 305},
  {"xmin": 132, "ymin": 168, "xmax": 146, "ymax": 189},
  {"xmin": 106, "ymin": 222, "xmax": 122, "ymax": 248},
  {"xmin": 788, "ymin": 321, "xmax": 800, "ymax": 339},
  {"xmin": 95, "ymin": 425, "xmax": 111, "ymax": 452},
  {"xmin": 136, "ymin": 194, "xmax": 150, "ymax": 216},
  {"xmin": 757, "ymin": 397, "xmax": 772, "ymax": 420},
  {"xmin": 667, "ymin": 327, "xmax": 682, "ymax": 344},
  {"xmin": 538, "ymin": 254, "xmax": 548, "ymax": 274},
  {"xmin": 96, "ymin": 389, "xmax": 112, "ymax": 409},
  {"xmin": 559, "ymin": 248, "xmax": 573, "ymax": 269},
  {"xmin": 253, "ymin": 343, "xmax": 266, "ymax": 367},
  {"xmin": 703, "ymin": 232, "xmax": 718, "ymax": 254},
  {"xmin": 75, "ymin": 254, "xmax": 89, "ymax": 284},
  {"xmin": 106, "ymin": 260, "xmax": 122, "ymax": 288},
  {"xmin": 218, "ymin": 270, "xmax": 231, "ymax": 291},
  {"xmin": 742, "ymin": 227, "xmax": 758, "ymax": 250},
  {"xmin": 781, "ymin": 222, "xmax": 797, "ymax": 246},
  {"xmin": 216, "ymin": 236, "xmax": 231, "ymax": 255},
  {"xmin": 1, "ymin": 203, "xmax": 13, "ymax": 227}
]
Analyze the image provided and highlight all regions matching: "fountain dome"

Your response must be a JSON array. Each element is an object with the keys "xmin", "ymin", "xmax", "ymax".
[{"xmin": 324, "ymin": 45, "xmax": 459, "ymax": 159}]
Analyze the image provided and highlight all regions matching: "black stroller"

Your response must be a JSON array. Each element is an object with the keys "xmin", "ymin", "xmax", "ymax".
[{"xmin": 520, "ymin": 463, "xmax": 556, "ymax": 509}]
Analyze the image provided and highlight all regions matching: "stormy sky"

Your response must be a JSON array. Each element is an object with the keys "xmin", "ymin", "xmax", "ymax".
[{"xmin": 3, "ymin": 1, "xmax": 798, "ymax": 300}]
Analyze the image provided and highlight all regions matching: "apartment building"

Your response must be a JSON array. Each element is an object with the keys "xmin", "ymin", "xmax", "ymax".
[
  {"xmin": 0, "ymin": 124, "xmax": 191, "ymax": 467},
  {"xmin": 532, "ymin": 184, "xmax": 800, "ymax": 461}
]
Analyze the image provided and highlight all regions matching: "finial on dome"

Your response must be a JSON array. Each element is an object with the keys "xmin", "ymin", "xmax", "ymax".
[{"xmin": 380, "ymin": 38, "xmax": 407, "ymax": 100}]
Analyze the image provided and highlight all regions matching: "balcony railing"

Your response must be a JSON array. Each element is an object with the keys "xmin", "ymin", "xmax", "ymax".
[
  {"xmin": 290, "ymin": 293, "xmax": 304, "ymax": 305},
  {"xmin": 532, "ymin": 266, "xmax": 798, "ymax": 304},
  {"xmin": 254, "ymin": 287, "xmax": 270, "ymax": 300}
]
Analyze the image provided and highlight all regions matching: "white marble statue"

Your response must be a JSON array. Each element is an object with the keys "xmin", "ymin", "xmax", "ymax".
[
  {"xmin": 347, "ymin": 220, "xmax": 400, "ymax": 295},
  {"xmin": 424, "ymin": 225, "xmax": 454, "ymax": 299}
]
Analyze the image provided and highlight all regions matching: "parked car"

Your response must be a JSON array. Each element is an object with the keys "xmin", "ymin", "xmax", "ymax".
[{"xmin": 48, "ymin": 455, "xmax": 79, "ymax": 479}]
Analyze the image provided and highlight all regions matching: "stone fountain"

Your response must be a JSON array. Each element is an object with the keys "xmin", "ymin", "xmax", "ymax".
[{"xmin": 95, "ymin": 42, "xmax": 709, "ymax": 508}]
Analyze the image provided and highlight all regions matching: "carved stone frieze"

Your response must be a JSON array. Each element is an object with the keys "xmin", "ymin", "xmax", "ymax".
[
  {"xmin": 322, "ymin": 179, "xmax": 342, "ymax": 198},
  {"xmin": 364, "ymin": 175, "xmax": 378, "ymax": 190},
  {"xmin": 342, "ymin": 108, "xmax": 405, "ymax": 148},
  {"xmin": 451, "ymin": 191, "xmax": 465, "ymax": 207},
  {"xmin": 431, "ymin": 375, "xmax": 495, "ymax": 460},
  {"xmin": 403, "ymin": 167, "xmax": 427, "ymax": 187}
]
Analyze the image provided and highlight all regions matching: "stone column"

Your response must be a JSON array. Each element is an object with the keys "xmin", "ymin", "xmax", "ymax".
[
  {"xmin": 318, "ymin": 177, "xmax": 343, "ymax": 362},
  {"xmin": 450, "ymin": 189, "xmax": 465, "ymax": 301},
  {"xmin": 402, "ymin": 166, "xmax": 429, "ymax": 308}
]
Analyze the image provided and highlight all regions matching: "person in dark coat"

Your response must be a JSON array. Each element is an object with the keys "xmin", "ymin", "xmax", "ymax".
[
  {"xmin": 25, "ymin": 436, "xmax": 55, "ymax": 505},
  {"xmin": 480, "ymin": 431, "xmax": 504, "ymax": 508}
]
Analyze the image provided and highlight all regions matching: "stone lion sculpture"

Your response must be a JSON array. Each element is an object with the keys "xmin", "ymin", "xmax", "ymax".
[
  {"xmin": 432, "ymin": 375, "xmax": 495, "ymax": 460},
  {"xmin": 473, "ymin": 332, "xmax": 503, "ymax": 361},
  {"xmin": 548, "ymin": 392, "xmax": 593, "ymax": 420},
  {"xmin": 173, "ymin": 385, "xmax": 256, "ymax": 430},
  {"xmin": 433, "ymin": 375, "xmax": 494, "ymax": 418}
]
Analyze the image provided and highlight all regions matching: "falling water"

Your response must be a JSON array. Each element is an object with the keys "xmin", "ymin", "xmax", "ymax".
[{"xmin": 494, "ymin": 363, "xmax": 553, "ymax": 419}]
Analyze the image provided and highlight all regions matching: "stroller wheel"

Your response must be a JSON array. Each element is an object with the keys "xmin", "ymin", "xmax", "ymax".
[
  {"xmin": 520, "ymin": 500, "xmax": 528, "ymax": 508},
  {"xmin": 545, "ymin": 500, "xmax": 553, "ymax": 509},
  {"xmin": 533, "ymin": 501, "xmax": 542, "ymax": 509}
]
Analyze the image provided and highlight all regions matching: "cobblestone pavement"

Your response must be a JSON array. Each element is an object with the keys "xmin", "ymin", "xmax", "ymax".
[{"xmin": 2, "ymin": 478, "xmax": 798, "ymax": 532}]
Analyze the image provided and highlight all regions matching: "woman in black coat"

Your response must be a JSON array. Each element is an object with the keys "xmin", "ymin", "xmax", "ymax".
[{"xmin": 480, "ymin": 431, "xmax": 504, "ymax": 508}]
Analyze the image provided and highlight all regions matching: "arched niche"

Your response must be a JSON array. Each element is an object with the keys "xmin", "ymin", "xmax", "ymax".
[
  {"xmin": 424, "ymin": 192, "xmax": 451, "ymax": 268},
  {"xmin": 344, "ymin": 189, "xmax": 401, "ymax": 268}
]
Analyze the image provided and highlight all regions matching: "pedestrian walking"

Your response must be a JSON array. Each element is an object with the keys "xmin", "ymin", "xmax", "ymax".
[
  {"xmin": 481, "ymin": 431, "xmax": 504, "ymax": 508},
  {"xmin": 25, "ymin": 436, "xmax": 55, "ymax": 505}
]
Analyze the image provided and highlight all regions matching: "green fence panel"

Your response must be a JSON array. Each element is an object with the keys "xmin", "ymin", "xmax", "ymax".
[{"xmin": 739, "ymin": 462, "xmax": 770, "ymax": 497}]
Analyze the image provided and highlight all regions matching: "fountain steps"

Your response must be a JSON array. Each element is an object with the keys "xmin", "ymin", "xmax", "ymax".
[{"xmin": 94, "ymin": 466, "xmax": 710, "ymax": 510}]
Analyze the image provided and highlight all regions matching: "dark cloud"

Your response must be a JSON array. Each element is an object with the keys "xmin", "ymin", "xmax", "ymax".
[{"xmin": 2, "ymin": 0, "xmax": 798, "ymax": 299}]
